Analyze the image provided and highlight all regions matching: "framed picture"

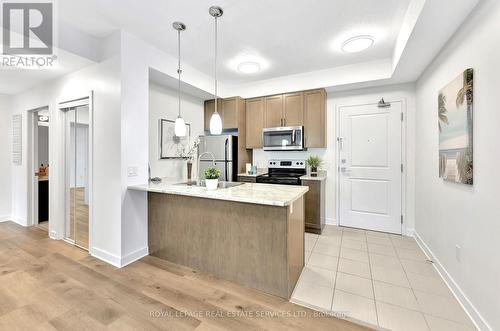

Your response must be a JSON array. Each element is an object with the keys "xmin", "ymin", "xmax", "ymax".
[
  {"xmin": 159, "ymin": 119, "xmax": 191, "ymax": 159},
  {"xmin": 438, "ymin": 68, "xmax": 473, "ymax": 185}
]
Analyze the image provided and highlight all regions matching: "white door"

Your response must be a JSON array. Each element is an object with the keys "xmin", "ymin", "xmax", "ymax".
[{"xmin": 339, "ymin": 101, "xmax": 403, "ymax": 234}]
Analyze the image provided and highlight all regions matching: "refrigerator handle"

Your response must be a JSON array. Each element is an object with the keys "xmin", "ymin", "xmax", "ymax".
[{"xmin": 224, "ymin": 138, "xmax": 229, "ymax": 181}]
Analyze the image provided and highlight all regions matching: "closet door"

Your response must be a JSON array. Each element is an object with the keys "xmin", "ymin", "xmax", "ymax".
[
  {"xmin": 66, "ymin": 108, "xmax": 76, "ymax": 242},
  {"xmin": 74, "ymin": 106, "xmax": 89, "ymax": 249},
  {"xmin": 65, "ymin": 105, "xmax": 90, "ymax": 249}
]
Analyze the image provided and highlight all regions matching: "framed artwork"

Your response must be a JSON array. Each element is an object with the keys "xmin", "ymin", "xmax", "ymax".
[
  {"xmin": 159, "ymin": 119, "xmax": 191, "ymax": 159},
  {"xmin": 438, "ymin": 68, "xmax": 473, "ymax": 185}
]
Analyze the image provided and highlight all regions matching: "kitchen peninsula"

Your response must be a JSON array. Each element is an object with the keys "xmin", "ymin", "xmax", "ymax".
[{"xmin": 129, "ymin": 181, "xmax": 308, "ymax": 299}]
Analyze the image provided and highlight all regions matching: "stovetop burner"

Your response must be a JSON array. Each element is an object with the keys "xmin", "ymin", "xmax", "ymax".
[{"xmin": 256, "ymin": 159, "xmax": 306, "ymax": 186}]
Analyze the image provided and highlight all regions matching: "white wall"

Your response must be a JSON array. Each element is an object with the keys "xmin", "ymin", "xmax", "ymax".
[
  {"xmin": 0, "ymin": 94, "xmax": 12, "ymax": 221},
  {"xmin": 9, "ymin": 33, "xmax": 123, "ymax": 263},
  {"xmin": 415, "ymin": 0, "xmax": 499, "ymax": 329},
  {"xmin": 252, "ymin": 83, "xmax": 416, "ymax": 231},
  {"xmin": 119, "ymin": 31, "xmax": 221, "ymax": 265},
  {"xmin": 149, "ymin": 83, "xmax": 204, "ymax": 179}
]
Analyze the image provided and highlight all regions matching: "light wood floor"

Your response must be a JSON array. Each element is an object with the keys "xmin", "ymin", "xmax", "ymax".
[
  {"xmin": 69, "ymin": 187, "xmax": 89, "ymax": 249},
  {"xmin": 0, "ymin": 221, "xmax": 371, "ymax": 331}
]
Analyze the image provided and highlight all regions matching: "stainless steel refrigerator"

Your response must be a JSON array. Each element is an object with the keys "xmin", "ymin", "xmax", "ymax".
[{"xmin": 198, "ymin": 135, "xmax": 238, "ymax": 182}]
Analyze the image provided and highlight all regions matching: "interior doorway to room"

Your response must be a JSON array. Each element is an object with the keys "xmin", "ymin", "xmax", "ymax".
[
  {"xmin": 27, "ymin": 107, "xmax": 50, "ymax": 233},
  {"xmin": 60, "ymin": 99, "xmax": 91, "ymax": 250},
  {"xmin": 338, "ymin": 100, "xmax": 404, "ymax": 234}
]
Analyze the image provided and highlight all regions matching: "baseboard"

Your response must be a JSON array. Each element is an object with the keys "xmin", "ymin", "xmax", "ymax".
[
  {"xmin": 91, "ymin": 246, "xmax": 149, "ymax": 268},
  {"xmin": 12, "ymin": 217, "xmax": 28, "ymax": 227},
  {"xmin": 90, "ymin": 247, "xmax": 122, "ymax": 268},
  {"xmin": 414, "ymin": 231, "xmax": 492, "ymax": 331},
  {"xmin": 120, "ymin": 247, "xmax": 149, "ymax": 268},
  {"xmin": 0, "ymin": 215, "xmax": 12, "ymax": 222},
  {"xmin": 404, "ymin": 227, "xmax": 415, "ymax": 237},
  {"xmin": 325, "ymin": 217, "xmax": 337, "ymax": 226}
]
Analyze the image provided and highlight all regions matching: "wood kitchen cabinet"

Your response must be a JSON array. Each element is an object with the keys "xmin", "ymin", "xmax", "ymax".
[
  {"xmin": 302, "ymin": 178, "xmax": 325, "ymax": 234},
  {"xmin": 204, "ymin": 97, "xmax": 244, "ymax": 131},
  {"xmin": 264, "ymin": 93, "xmax": 304, "ymax": 128},
  {"xmin": 283, "ymin": 92, "xmax": 304, "ymax": 127},
  {"xmin": 204, "ymin": 96, "xmax": 251, "ymax": 173},
  {"xmin": 245, "ymin": 97, "xmax": 264, "ymax": 148},
  {"xmin": 264, "ymin": 94, "xmax": 284, "ymax": 127},
  {"xmin": 222, "ymin": 97, "xmax": 240, "ymax": 129},
  {"xmin": 304, "ymin": 89, "xmax": 326, "ymax": 148},
  {"xmin": 242, "ymin": 88, "xmax": 326, "ymax": 149}
]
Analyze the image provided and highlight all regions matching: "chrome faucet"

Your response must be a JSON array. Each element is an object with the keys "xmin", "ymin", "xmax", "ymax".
[{"xmin": 197, "ymin": 152, "xmax": 216, "ymax": 186}]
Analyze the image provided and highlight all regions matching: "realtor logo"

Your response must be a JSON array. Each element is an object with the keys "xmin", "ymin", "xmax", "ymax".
[{"xmin": 2, "ymin": 2, "xmax": 53, "ymax": 55}]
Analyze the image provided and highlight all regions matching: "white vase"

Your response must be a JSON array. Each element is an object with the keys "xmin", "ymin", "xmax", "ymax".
[{"xmin": 205, "ymin": 178, "xmax": 219, "ymax": 191}]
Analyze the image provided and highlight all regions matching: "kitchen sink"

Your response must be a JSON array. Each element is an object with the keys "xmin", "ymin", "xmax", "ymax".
[{"xmin": 175, "ymin": 181, "xmax": 244, "ymax": 189}]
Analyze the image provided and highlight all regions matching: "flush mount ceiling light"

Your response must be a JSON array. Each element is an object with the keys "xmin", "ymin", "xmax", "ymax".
[
  {"xmin": 341, "ymin": 35, "xmax": 374, "ymax": 53},
  {"xmin": 237, "ymin": 61, "xmax": 261, "ymax": 74},
  {"xmin": 209, "ymin": 5, "xmax": 223, "ymax": 135},
  {"xmin": 173, "ymin": 21, "xmax": 187, "ymax": 137}
]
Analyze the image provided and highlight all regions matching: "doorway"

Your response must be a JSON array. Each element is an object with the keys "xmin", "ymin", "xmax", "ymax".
[
  {"xmin": 60, "ymin": 99, "xmax": 91, "ymax": 250},
  {"xmin": 27, "ymin": 106, "xmax": 50, "ymax": 233},
  {"xmin": 337, "ymin": 101, "xmax": 404, "ymax": 234}
]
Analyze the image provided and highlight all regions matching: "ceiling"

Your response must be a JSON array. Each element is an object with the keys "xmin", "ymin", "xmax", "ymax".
[
  {"xmin": 58, "ymin": 0, "xmax": 412, "ymax": 84},
  {"xmin": 0, "ymin": 0, "xmax": 481, "ymax": 95},
  {"xmin": 0, "ymin": 51, "xmax": 94, "ymax": 95}
]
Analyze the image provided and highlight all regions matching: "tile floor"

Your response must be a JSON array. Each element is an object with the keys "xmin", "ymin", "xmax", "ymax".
[{"xmin": 291, "ymin": 225, "xmax": 476, "ymax": 331}]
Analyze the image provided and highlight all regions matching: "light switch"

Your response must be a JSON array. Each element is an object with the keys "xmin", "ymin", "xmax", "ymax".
[{"xmin": 127, "ymin": 166, "xmax": 138, "ymax": 177}]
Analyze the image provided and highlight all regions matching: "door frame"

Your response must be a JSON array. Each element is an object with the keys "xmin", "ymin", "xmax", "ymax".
[
  {"xmin": 335, "ymin": 98, "xmax": 408, "ymax": 235},
  {"xmin": 26, "ymin": 106, "xmax": 50, "ymax": 228},
  {"xmin": 57, "ymin": 92, "xmax": 94, "ymax": 251}
]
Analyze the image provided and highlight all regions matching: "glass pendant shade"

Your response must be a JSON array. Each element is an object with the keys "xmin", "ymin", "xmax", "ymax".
[
  {"xmin": 174, "ymin": 115, "xmax": 186, "ymax": 137},
  {"xmin": 209, "ymin": 112, "xmax": 222, "ymax": 135}
]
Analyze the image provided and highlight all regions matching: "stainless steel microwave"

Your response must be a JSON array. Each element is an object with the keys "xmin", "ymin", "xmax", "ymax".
[{"xmin": 263, "ymin": 126, "xmax": 304, "ymax": 151}]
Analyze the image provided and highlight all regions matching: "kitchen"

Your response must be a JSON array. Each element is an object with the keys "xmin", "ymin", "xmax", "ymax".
[
  {"xmin": 1, "ymin": 0, "xmax": 492, "ymax": 330},
  {"xmin": 132, "ymin": 13, "xmax": 329, "ymax": 297}
]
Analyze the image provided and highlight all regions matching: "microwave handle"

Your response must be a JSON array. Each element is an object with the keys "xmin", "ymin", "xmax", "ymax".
[{"xmin": 292, "ymin": 129, "xmax": 296, "ymax": 144}]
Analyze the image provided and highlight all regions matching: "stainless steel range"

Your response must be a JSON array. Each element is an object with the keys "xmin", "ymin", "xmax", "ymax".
[{"xmin": 256, "ymin": 159, "xmax": 306, "ymax": 185}]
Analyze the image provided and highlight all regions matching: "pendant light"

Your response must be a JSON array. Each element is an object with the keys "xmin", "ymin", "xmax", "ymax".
[
  {"xmin": 209, "ymin": 6, "xmax": 223, "ymax": 135},
  {"xmin": 173, "ymin": 21, "xmax": 187, "ymax": 137}
]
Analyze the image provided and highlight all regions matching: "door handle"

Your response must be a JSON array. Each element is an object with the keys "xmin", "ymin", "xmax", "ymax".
[{"xmin": 340, "ymin": 167, "xmax": 350, "ymax": 175}]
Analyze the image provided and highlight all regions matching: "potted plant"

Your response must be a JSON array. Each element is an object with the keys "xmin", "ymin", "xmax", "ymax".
[
  {"xmin": 306, "ymin": 155, "xmax": 322, "ymax": 177},
  {"xmin": 204, "ymin": 167, "xmax": 221, "ymax": 190}
]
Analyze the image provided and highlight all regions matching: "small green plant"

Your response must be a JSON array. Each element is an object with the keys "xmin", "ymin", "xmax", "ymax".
[
  {"xmin": 204, "ymin": 167, "xmax": 221, "ymax": 180},
  {"xmin": 306, "ymin": 155, "xmax": 322, "ymax": 170}
]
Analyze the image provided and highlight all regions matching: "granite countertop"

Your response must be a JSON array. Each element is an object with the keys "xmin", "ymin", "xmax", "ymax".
[
  {"xmin": 300, "ymin": 170, "xmax": 327, "ymax": 181},
  {"xmin": 128, "ymin": 180, "xmax": 308, "ymax": 207},
  {"xmin": 237, "ymin": 168, "xmax": 268, "ymax": 177}
]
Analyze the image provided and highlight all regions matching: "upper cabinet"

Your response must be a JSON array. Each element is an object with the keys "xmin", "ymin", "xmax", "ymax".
[
  {"xmin": 264, "ymin": 95, "xmax": 284, "ymax": 128},
  {"xmin": 304, "ymin": 89, "xmax": 326, "ymax": 148},
  {"xmin": 283, "ymin": 92, "xmax": 304, "ymax": 127},
  {"xmin": 204, "ymin": 97, "xmax": 242, "ymax": 131},
  {"xmin": 264, "ymin": 93, "xmax": 304, "ymax": 128},
  {"xmin": 246, "ymin": 97, "xmax": 264, "ymax": 149},
  {"xmin": 221, "ymin": 97, "xmax": 239, "ymax": 129},
  {"xmin": 204, "ymin": 96, "xmax": 252, "ymax": 173},
  {"xmin": 208, "ymin": 89, "xmax": 326, "ymax": 150}
]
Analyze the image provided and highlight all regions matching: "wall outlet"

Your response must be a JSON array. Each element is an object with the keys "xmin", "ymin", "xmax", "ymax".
[
  {"xmin": 127, "ymin": 166, "xmax": 138, "ymax": 177},
  {"xmin": 455, "ymin": 244, "xmax": 462, "ymax": 262}
]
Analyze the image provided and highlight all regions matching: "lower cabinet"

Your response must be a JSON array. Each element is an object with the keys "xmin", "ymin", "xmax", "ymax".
[
  {"xmin": 237, "ymin": 176, "xmax": 257, "ymax": 183},
  {"xmin": 302, "ymin": 179, "xmax": 325, "ymax": 234}
]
